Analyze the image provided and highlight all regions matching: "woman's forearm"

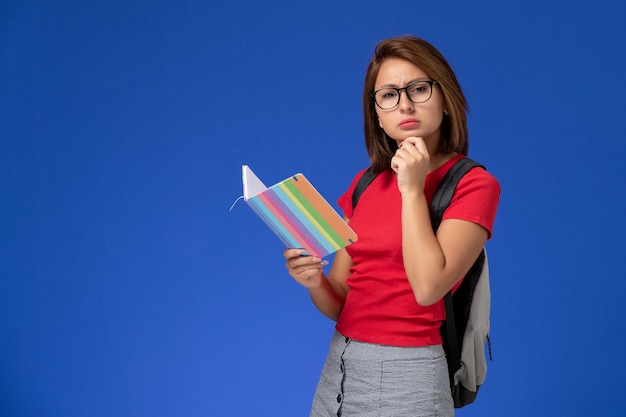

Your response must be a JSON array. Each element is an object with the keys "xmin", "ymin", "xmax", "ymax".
[
  {"xmin": 400, "ymin": 191, "xmax": 489, "ymax": 307},
  {"xmin": 307, "ymin": 277, "xmax": 346, "ymax": 321},
  {"xmin": 400, "ymin": 191, "xmax": 447, "ymax": 306}
]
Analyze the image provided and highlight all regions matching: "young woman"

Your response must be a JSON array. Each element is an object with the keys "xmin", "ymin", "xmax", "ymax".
[{"xmin": 284, "ymin": 36, "xmax": 500, "ymax": 417}]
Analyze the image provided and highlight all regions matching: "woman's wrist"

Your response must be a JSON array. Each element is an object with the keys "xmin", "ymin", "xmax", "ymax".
[{"xmin": 400, "ymin": 188, "xmax": 427, "ymax": 205}]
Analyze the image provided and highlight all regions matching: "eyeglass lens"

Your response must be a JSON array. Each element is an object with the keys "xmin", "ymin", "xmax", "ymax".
[{"xmin": 374, "ymin": 81, "xmax": 433, "ymax": 109}]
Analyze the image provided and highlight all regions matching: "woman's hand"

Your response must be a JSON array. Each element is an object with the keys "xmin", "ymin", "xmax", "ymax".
[
  {"xmin": 284, "ymin": 248, "xmax": 327, "ymax": 289},
  {"xmin": 284, "ymin": 247, "xmax": 352, "ymax": 320},
  {"xmin": 391, "ymin": 136, "xmax": 430, "ymax": 195}
]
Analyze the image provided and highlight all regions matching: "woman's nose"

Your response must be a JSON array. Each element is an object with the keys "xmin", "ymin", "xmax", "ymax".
[{"xmin": 398, "ymin": 91, "xmax": 414, "ymax": 111}]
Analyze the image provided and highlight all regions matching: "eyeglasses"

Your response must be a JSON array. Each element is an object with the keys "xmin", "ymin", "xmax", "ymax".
[{"xmin": 371, "ymin": 80, "xmax": 438, "ymax": 110}]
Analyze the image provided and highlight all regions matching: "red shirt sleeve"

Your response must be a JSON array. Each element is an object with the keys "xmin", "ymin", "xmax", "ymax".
[{"xmin": 443, "ymin": 167, "xmax": 501, "ymax": 238}]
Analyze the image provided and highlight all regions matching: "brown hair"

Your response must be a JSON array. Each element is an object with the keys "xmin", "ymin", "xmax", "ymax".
[{"xmin": 363, "ymin": 36, "xmax": 469, "ymax": 174}]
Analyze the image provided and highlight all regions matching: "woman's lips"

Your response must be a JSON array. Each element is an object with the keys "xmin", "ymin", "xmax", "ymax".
[{"xmin": 399, "ymin": 118, "xmax": 419, "ymax": 128}]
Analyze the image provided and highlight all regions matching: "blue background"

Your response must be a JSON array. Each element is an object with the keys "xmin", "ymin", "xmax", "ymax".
[{"xmin": 2, "ymin": 0, "xmax": 625, "ymax": 416}]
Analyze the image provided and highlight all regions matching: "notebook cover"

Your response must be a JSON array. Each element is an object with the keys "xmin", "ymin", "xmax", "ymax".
[{"xmin": 242, "ymin": 165, "xmax": 357, "ymax": 257}]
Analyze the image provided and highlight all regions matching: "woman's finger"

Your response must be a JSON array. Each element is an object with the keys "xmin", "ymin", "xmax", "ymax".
[{"xmin": 283, "ymin": 248, "xmax": 306, "ymax": 260}]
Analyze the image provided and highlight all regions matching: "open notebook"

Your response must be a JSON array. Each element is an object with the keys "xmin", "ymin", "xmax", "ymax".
[{"xmin": 242, "ymin": 165, "xmax": 357, "ymax": 258}]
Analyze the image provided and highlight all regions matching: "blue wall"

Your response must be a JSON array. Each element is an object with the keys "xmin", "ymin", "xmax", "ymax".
[{"xmin": 2, "ymin": 0, "xmax": 625, "ymax": 415}]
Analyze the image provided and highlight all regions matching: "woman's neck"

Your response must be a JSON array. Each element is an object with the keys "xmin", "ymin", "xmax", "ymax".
[{"xmin": 428, "ymin": 151, "xmax": 458, "ymax": 173}]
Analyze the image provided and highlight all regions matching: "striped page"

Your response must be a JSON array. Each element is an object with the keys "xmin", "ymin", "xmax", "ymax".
[{"xmin": 242, "ymin": 165, "xmax": 357, "ymax": 258}]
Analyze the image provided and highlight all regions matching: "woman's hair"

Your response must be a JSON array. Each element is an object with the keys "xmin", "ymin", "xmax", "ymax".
[{"xmin": 363, "ymin": 36, "xmax": 469, "ymax": 173}]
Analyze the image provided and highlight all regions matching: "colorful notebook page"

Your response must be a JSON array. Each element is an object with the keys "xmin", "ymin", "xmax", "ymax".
[{"xmin": 242, "ymin": 165, "xmax": 357, "ymax": 258}]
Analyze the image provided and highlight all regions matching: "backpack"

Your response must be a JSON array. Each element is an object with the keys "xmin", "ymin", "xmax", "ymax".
[{"xmin": 351, "ymin": 157, "xmax": 492, "ymax": 408}]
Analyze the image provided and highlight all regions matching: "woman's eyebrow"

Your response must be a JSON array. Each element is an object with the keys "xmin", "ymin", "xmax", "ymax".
[{"xmin": 377, "ymin": 78, "xmax": 428, "ymax": 88}]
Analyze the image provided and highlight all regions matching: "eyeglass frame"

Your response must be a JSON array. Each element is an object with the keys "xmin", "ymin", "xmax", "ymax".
[{"xmin": 370, "ymin": 80, "xmax": 438, "ymax": 110}]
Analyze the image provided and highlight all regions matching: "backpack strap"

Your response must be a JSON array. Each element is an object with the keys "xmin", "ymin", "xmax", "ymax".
[
  {"xmin": 430, "ymin": 157, "xmax": 484, "ymax": 230},
  {"xmin": 431, "ymin": 157, "xmax": 485, "ymax": 387},
  {"xmin": 351, "ymin": 167, "xmax": 377, "ymax": 210}
]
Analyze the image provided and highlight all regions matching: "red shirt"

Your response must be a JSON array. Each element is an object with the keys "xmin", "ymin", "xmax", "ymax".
[{"xmin": 335, "ymin": 155, "xmax": 500, "ymax": 347}]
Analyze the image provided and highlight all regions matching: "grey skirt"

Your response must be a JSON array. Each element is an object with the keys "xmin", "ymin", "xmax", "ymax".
[{"xmin": 310, "ymin": 331, "xmax": 454, "ymax": 417}]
